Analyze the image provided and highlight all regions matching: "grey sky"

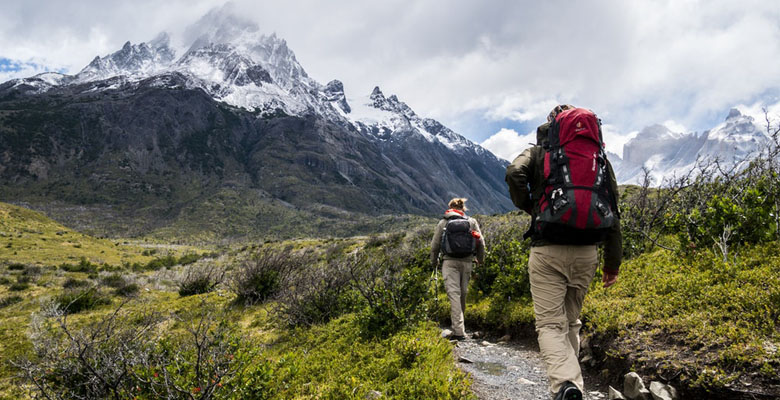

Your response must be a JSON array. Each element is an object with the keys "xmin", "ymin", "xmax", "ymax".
[{"xmin": 2, "ymin": 0, "xmax": 779, "ymax": 159}]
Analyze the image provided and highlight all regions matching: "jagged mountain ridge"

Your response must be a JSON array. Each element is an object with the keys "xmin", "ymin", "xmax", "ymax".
[
  {"xmin": 0, "ymin": 9, "xmax": 512, "ymax": 238},
  {"xmin": 611, "ymin": 108, "xmax": 771, "ymax": 184}
]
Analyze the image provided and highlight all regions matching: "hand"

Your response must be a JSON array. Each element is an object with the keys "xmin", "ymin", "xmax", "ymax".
[{"xmin": 602, "ymin": 272, "xmax": 618, "ymax": 288}]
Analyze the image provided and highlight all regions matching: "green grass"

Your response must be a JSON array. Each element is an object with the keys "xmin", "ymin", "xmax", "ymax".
[
  {"xmin": 582, "ymin": 243, "xmax": 780, "ymax": 387},
  {"xmin": 0, "ymin": 202, "xmax": 155, "ymax": 266}
]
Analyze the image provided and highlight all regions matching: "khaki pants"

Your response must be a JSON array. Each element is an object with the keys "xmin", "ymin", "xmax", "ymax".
[
  {"xmin": 442, "ymin": 258, "xmax": 473, "ymax": 336},
  {"xmin": 529, "ymin": 244, "xmax": 598, "ymax": 396}
]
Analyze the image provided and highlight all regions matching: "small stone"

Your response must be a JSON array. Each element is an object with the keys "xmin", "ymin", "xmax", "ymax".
[
  {"xmin": 481, "ymin": 340, "xmax": 493, "ymax": 347},
  {"xmin": 589, "ymin": 391, "xmax": 604, "ymax": 398},
  {"xmin": 581, "ymin": 354, "xmax": 593, "ymax": 364},
  {"xmin": 471, "ymin": 331, "xmax": 482, "ymax": 339},
  {"xmin": 365, "ymin": 390, "xmax": 382, "ymax": 399},
  {"xmin": 608, "ymin": 386, "xmax": 626, "ymax": 400},
  {"xmin": 648, "ymin": 381, "xmax": 678, "ymax": 400},
  {"xmin": 499, "ymin": 334, "xmax": 512, "ymax": 342},
  {"xmin": 623, "ymin": 372, "xmax": 650, "ymax": 400},
  {"xmin": 517, "ymin": 377, "xmax": 537, "ymax": 385},
  {"xmin": 441, "ymin": 329, "xmax": 453, "ymax": 339},
  {"xmin": 458, "ymin": 356, "xmax": 473, "ymax": 364}
]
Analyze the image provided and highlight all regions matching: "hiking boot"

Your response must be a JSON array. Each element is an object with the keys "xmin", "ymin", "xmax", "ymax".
[
  {"xmin": 554, "ymin": 381, "xmax": 582, "ymax": 400},
  {"xmin": 450, "ymin": 335, "xmax": 466, "ymax": 341}
]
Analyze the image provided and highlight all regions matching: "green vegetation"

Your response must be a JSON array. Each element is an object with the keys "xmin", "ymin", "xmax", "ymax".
[
  {"xmin": 1, "ymin": 124, "xmax": 778, "ymax": 397},
  {"xmin": 0, "ymin": 202, "xmax": 159, "ymax": 266}
]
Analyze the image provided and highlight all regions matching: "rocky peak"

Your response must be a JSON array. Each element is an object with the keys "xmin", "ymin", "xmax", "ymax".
[
  {"xmin": 727, "ymin": 108, "xmax": 742, "ymax": 120},
  {"xmin": 323, "ymin": 80, "xmax": 350, "ymax": 113}
]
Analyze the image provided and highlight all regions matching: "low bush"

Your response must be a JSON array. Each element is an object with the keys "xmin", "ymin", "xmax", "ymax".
[
  {"xmin": 178, "ymin": 265, "xmax": 225, "ymax": 297},
  {"xmin": 115, "ymin": 282, "xmax": 140, "ymax": 297},
  {"xmin": 62, "ymin": 278, "xmax": 90, "ymax": 289},
  {"xmin": 7, "ymin": 263, "xmax": 25, "ymax": 271},
  {"xmin": 274, "ymin": 255, "xmax": 354, "ymax": 327},
  {"xmin": 0, "ymin": 295, "xmax": 22, "ymax": 308},
  {"xmin": 14, "ymin": 303, "xmax": 274, "ymax": 400},
  {"xmin": 59, "ymin": 258, "xmax": 99, "ymax": 273},
  {"xmin": 230, "ymin": 248, "xmax": 306, "ymax": 305},
  {"xmin": 54, "ymin": 287, "xmax": 111, "ymax": 314}
]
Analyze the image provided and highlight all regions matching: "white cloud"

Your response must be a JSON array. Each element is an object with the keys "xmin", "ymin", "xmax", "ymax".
[
  {"xmin": 480, "ymin": 128, "xmax": 536, "ymax": 162},
  {"xmin": 1, "ymin": 0, "xmax": 779, "ymax": 147}
]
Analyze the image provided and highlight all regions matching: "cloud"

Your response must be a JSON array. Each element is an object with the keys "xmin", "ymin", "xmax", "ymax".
[
  {"xmin": 1, "ymin": 0, "xmax": 779, "ymax": 149},
  {"xmin": 480, "ymin": 128, "xmax": 536, "ymax": 162}
]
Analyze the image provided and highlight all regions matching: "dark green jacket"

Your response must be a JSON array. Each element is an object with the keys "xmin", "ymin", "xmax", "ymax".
[{"xmin": 505, "ymin": 122, "xmax": 623, "ymax": 274}]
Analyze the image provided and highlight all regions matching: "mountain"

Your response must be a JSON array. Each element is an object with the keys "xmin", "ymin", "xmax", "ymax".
[
  {"xmin": 612, "ymin": 109, "xmax": 770, "ymax": 184},
  {"xmin": 0, "ymin": 7, "xmax": 511, "ymax": 239}
]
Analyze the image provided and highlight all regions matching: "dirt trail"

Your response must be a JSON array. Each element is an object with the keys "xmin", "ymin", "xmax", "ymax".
[{"xmin": 453, "ymin": 336, "xmax": 607, "ymax": 400}]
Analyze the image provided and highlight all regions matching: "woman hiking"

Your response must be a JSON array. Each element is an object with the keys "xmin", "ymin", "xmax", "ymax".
[{"xmin": 430, "ymin": 198, "xmax": 485, "ymax": 340}]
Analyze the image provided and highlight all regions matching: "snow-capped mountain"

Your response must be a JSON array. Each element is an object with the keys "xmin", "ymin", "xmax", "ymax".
[
  {"xmin": 0, "ymin": 5, "xmax": 512, "ymax": 233},
  {"xmin": 5, "ymin": 6, "xmax": 487, "ymax": 159},
  {"xmin": 613, "ymin": 109, "xmax": 770, "ymax": 184}
]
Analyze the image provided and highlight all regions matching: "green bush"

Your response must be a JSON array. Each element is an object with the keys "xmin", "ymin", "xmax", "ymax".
[
  {"xmin": 7, "ymin": 263, "xmax": 25, "ymax": 271},
  {"xmin": 177, "ymin": 253, "xmax": 201, "ymax": 265},
  {"xmin": 59, "ymin": 258, "xmax": 99, "ymax": 273},
  {"xmin": 15, "ymin": 305, "xmax": 274, "ymax": 400},
  {"xmin": 54, "ymin": 288, "xmax": 111, "ymax": 314},
  {"xmin": 230, "ymin": 249, "xmax": 305, "ymax": 305},
  {"xmin": 114, "ymin": 283, "xmax": 140, "ymax": 298},
  {"xmin": 0, "ymin": 295, "xmax": 23, "ymax": 308},
  {"xmin": 62, "ymin": 278, "xmax": 90, "ymax": 289},
  {"xmin": 178, "ymin": 266, "xmax": 223, "ymax": 297}
]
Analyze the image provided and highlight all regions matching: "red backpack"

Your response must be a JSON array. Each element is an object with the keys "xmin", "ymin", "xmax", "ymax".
[{"xmin": 533, "ymin": 108, "xmax": 618, "ymax": 244}]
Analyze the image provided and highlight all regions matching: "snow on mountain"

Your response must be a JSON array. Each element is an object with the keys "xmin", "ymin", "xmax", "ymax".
[
  {"xmin": 74, "ymin": 32, "xmax": 175, "ymax": 83},
  {"xmin": 614, "ymin": 108, "xmax": 769, "ymax": 185},
  {"xmin": 0, "ymin": 7, "xmax": 512, "ymax": 163}
]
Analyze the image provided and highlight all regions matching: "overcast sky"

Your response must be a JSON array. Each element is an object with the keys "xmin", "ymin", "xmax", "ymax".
[{"xmin": 2, "ymin": 0, "xmax": 779, "ymax": 161}]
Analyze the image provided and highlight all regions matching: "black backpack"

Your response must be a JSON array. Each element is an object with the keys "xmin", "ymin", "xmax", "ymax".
[{"xmin": 441, "ymin": 216, "xmax": 477, "ymax": 258}]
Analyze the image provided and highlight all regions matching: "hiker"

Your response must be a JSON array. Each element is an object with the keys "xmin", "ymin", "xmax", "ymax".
[
  {"xmin": 430, "ymin": 197, "xmax": 485, "ymax": 341},
  {"xmin": 506, "ymin": 105, "xmax": 622, "ymax": 400}
]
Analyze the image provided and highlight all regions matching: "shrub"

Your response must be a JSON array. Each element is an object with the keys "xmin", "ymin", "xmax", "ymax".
[
  {"xmin": 54, "ymin": 288, "xmax": 111, "ymax": 314},
  {"xmin": 230, "ymin": 248, "xmax": 306, "ymax": 305},
  {"xmin": 274, "ymin": 255, "xmax": 354, "ymax": 327},
  {"xmin": 9, "ymin": 282, "xmax": 29, "ymax": 291},
  {"xmin": 14, "ymin": 303, "xmax": 274, "ymax": 400},
  {"xmin": 100, "ymin": 272, "xmax": 127, "ymax": 288},
  {"xmin": 178, "ymin": 265, "xmax": 225, "ymax": 297},
  {"xmin": 59, "ymin": 258, "xmax": 99, "ymax": 273},
  {"xmin": 178, "ymin": 253, "xmax": 201, "ymax": 265},
  {"xmin": 62, "ymin": 278, "xmax": 90, "ymax": 289},
  {"xmin": 7, "ymin": 263, "xmax": 25, "ymax": 271},
  {"xmin": 0, "ymin": 295, "xmax": 22, "ymax": 308},
  {"xmin": 349, "ymin": 245, "xmax": 433, "ymax": 338},
  {"xmin": 115, "ymin": 283, "xmax": 140, "ymax": 297}
]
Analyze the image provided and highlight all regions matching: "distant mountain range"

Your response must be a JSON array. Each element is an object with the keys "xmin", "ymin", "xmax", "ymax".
[
  {"xmin": 0, "ymin": 7, "xmax": 512, "ymax": 239},
  {"xmin": 610, "ymin": 108, "xmax": 771, "ymax": 184}
]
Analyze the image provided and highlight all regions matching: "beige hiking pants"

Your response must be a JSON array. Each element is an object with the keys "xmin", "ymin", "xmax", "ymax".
[
  {"xmin": 442, "ymin": 258, "xmax": 473, "ymax": 336},
  {"xmin": 528, "ymin": 244, "xmax": 598, "ymax": 396}
]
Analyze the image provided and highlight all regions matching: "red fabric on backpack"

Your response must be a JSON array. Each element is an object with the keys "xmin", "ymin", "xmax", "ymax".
[{"xmin": 535, "ymin": 107, "xmax": 617, "ymax": 244}]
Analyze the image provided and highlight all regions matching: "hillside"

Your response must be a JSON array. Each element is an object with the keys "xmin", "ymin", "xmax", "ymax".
[{"xmin": 0, "ymin": 201, "xmax": 164, "ymax": 266}]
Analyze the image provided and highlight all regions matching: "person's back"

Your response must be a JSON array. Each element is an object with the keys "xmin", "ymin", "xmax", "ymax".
[
  {"xmin": 430, "ymin": 198, "xmax": 485, "ymax": 340},
  {"xmin": 506, "ymin": 105, "xmax": 622, "ymax": 400}
]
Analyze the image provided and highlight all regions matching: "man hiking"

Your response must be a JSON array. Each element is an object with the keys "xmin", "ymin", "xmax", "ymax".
[
  {"xmin": 430, "ymin": 198, "xmax": 485, "ymax": 341},
  {"xmin": 506, "ymin": 105, "xmax": 622, "ymax": 400}
]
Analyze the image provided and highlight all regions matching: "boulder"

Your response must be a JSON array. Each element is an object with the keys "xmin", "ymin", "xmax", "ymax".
[
  {"xmin": 623, "ymin": 372, "xmax": 651, "ymax": 400},
  {"xmin": 608, "ymin": 386, "xmax": 626, "ymax": 399},
  {"xmin": 649, "ymin": 381, "xmax": 678, "ymax": 400}
]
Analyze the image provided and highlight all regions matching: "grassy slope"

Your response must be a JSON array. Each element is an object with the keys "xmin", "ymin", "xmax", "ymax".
[{"xmin": 0, "ymin": 201, "xmax": 161, "ymax": 266}]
